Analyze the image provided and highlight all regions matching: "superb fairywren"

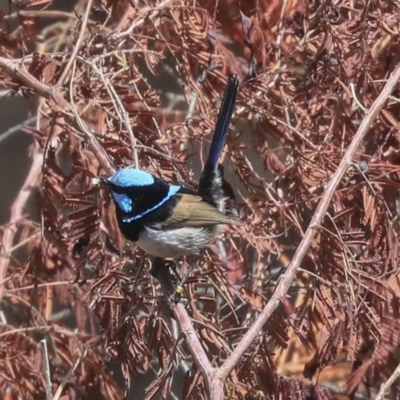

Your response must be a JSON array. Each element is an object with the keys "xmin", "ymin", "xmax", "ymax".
[{"xmin": 96, "ymin": 75, "xmax": 240, "ymax": 258}]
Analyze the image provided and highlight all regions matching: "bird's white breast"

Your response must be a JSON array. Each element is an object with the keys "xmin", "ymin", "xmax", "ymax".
[{"xmin": 137, "ymin": 226, "xmax": 221, "ymax": 258}]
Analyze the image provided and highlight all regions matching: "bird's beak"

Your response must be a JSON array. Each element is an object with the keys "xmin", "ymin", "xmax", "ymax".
[{"xmin": 92, "ymin": 176, "xmax": 109, "ymax": 186}]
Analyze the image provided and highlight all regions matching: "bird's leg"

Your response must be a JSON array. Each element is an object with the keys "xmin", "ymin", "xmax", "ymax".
[
  {"xmin": 173, "ymin": 257, "xmax": 196, "ymax": 303},
  {"xmin": 151, "ymin": 257, "xmax": 176, "ymax": 297}
]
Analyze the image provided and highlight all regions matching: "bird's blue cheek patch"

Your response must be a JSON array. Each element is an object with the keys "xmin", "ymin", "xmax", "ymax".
[{"xmin": 111, "ymin": 192, "xmax": 133, "ymax": 213}]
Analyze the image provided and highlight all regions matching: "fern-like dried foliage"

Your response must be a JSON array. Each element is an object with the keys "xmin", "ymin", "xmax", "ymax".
[{"xmin": 1, "ymin": 0, "xmax": 400, "ymax": 399}]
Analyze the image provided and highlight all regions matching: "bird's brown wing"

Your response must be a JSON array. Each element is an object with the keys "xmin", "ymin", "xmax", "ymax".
[{"xmin": 153, "ymin": 193, "xmax": 241, "ymax": 229}]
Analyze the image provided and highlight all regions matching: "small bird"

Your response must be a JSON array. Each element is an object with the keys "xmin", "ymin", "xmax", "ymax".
[{"xmin": 95, "ymin": 75, "xmax": 240, "ymax": 259}]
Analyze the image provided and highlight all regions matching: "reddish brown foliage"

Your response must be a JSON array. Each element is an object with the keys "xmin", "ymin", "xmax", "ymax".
[{"xmin": 1, "ymin": 0, "xmax": 400, "ymax": 399}]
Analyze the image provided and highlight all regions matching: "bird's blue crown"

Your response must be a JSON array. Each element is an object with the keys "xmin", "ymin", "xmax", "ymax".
[{"xmin": 108, "ymin": 168, "xmax": 155, "ymax": 188}]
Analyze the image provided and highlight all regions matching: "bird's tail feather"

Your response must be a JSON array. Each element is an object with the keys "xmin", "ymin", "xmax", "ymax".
[
  {"xmin": 204, "ymin": 74, "xmax": 239, "ymax": 170},
  {"xmin": 198, "ymin": 75, "xmax": 239, "ymax": 209}
]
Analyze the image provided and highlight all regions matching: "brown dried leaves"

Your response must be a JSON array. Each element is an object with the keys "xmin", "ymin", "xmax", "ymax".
[{"xmin": 1, "ymin": 0, "xmax": 400, "ymax": 398}]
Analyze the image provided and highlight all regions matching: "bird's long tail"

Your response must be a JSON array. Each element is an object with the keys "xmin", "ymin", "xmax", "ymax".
[
  {"xmin": 203, "ymin": 75, "xmax": 239, "ymax": 172},
  {"xmin": 198, "ymin": 75, "xmax": 239, "ymax": 209}
]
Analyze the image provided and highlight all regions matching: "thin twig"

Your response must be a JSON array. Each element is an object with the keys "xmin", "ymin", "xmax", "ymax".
[
  {"xmin": 68, "ymin": 59, "xmax": 115, "ymax": 175},
  {"xmin": 350, "ymin": 82, "xmax": 368, "ymax": 113},
  {"xmin": 174, "ymin": 302, "xmax": 215, "ymax": 388},
  {"xmin": 112, "ymin": 0, "xmax": 173, "ymax": 39},
  {"xmin": 152, "ymin": 258, "xmax": 214, "ymax": 388},
  {"xmin": 375, "ymin": 361, "xmax": 400, "ymax": 400},
  {"xmin": 0, "ymin": 116, "xmax": 37, "ymax": 144},
  {"xmin": 0, "ymin": 143, "xmax": 43, "ymax": 302},
  {"xmin": 40, "ymin": 339, "xmax": 53, "ymax": 400},
  {"xmin": 52, "ymin": 349, "xmax": 88, "ymax": 400},
  {"xmin": 56, "ymin": 0, "xmax": 93, "ymax": 87}
]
